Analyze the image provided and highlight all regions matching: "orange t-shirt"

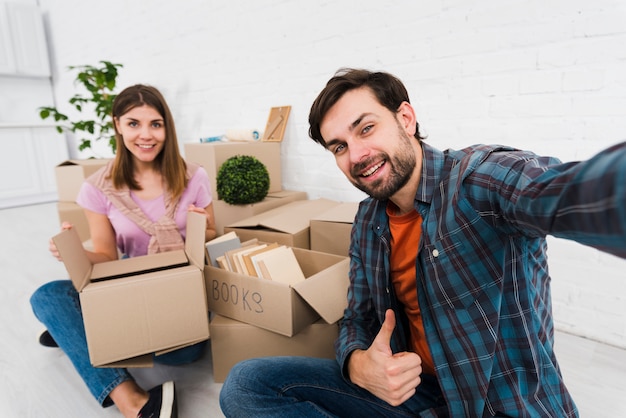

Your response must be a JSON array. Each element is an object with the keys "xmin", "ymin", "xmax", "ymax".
[{"xmin": 387, "ymin": 204, "xmax": 436, "ymax": 376}]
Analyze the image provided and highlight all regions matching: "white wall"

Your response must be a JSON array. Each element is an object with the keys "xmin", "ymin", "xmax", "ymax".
[
  {"xmin": 0, "ymin": 0, "xmax": 54, "ymax": 123},
  {"xmin": 37, "ymin": 0, "xmax": 626, "ymax": 348}
]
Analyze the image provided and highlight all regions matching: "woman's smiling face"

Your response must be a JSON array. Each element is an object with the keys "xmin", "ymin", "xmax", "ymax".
[{"xmin": 114, "ymin": 104, "xmax": 166, "ymax": 164}]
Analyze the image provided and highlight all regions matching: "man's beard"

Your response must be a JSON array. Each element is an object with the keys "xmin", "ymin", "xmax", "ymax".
[{"xmin": 349, "ymin": 129, "xmax": 416, "ymax": 201}]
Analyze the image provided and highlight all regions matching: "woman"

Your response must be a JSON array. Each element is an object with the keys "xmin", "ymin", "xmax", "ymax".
[{"xmin": 31, "ymin": 84, "xmax": 216, "ymax": 418}]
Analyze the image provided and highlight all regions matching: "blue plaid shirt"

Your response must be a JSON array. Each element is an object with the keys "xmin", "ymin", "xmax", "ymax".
[{"xmin": 336, "ymin": 142, "xmax": 626, "ymax": 417}]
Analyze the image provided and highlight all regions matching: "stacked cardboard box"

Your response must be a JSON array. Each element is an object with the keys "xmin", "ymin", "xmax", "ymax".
[
  {"xmin": 224, "ymin": 198, "xmax": 341, "ymax": 249},
  {"xmin": 204, "ymin": 229, "xmax": 350, "ymax": 381},
  {"xmin": 55, "ymin": 159, "xmax": 110, "ymax": 242},
  {"xmin": 310, "ymin": 201, "xmax": 360, "ymax": 257},
  {"xmin": 183, "ymin": 141, "xmax": 363, "ymax": 380},
  {"xmin": 212, "ymin": 190, "xmax": 307, "ymax": 236},
  {"xmin": 184, "ymin": 141, "xmax": 307, "ymax": 235},
  {"xmin": 210, "ymin": 316, "xmax": 338, "ymax": 383},
  {"xmin": 184, "ymin": 141, "xmax": 282, "ymax": 195}
]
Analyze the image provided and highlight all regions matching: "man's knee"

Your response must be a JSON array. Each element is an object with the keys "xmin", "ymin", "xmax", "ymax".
[{"xmin": 223, "ymin": 358, "xmax": 263, "ymax": 387}]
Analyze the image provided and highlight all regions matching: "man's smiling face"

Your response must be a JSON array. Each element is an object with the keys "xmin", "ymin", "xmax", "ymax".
[{"xmin": 320, "ymin": 87, "xmax": 418, "ymax": 201}]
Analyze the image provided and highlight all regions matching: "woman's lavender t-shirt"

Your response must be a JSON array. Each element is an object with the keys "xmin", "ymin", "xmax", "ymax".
[{"xmin": 76, "ymin": 168, "xmax": 212, "ymax": 258}]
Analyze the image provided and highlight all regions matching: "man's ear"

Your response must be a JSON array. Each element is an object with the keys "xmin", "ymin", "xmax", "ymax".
[{"xmin": 397, "ymin": 101, "xmax": 417, "ymax": 136}]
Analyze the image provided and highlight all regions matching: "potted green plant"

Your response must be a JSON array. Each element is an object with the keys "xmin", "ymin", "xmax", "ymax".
[
  {"xmin": 217, "ymin": 155, "xmax": 270, "ymax": 204},
  {"xmin": 38, "ymin": 60, "xmax": 123, "ymax": 155}
]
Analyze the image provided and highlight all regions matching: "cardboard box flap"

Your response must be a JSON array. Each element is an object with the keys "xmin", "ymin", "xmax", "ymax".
[
  {"xmin": 101, "ymin": 353, "xmax": 154, "ymax": 368},
  {"xmin": 185, "ymin": 211, "xmax": 207, "ymax": 269},
  {"xmin": 52, "ymin": 227, "xmax": 93, "ymax": 291},
  {"xmin": 154, "ymin": 336, "xmax": 209, "ymax": 357},
  {"xmin": 227, "ymin": 199, "xmax": 339, "ymax": 234},
  {"xmin": 57, "ymin": 159, "xmax": 110, "ymax": 168},
  {"xmin": 92, "ymin": 211, "xmax": 206, "ymax": 280},
  {"xmin": 90, "ymin": 250, "xmax": 188, "ymax": 281},
  {"xmin": 266, "ymin": 190, "xmax": 307, "ymax": 199},
  {"xmin": 53, "ymin": 211, "xmax": 204, "ymax": 288},
  {"xmin": 292, "ymin": 249, "xmax": 350, "ymax": 323},
  {"xmin": 312, "ymin": 201, "xmax": 360, "ymax": 224}
]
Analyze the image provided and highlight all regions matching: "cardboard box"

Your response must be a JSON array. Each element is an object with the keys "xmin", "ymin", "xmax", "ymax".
[
  {"xmin": 52, "ymin": 212, "xmax": 210, "ymax": 367},
  {"xmin": 205, "ymin": 246, "xmax": 349, "ymax": 336},
  {"xmin": 213, "ymin": 190, "xmax": 307, "ymax": 236},
  {"xmin": 310, "ymin": 201, "xmax": 360, "ymax": 257},
  {"xmin": 210, "ymin": 315, "xmax": 338, "ymax": 383},
  {"xmin": 223, "ymin": 198, "xmax": 340, "ymax": 249},
  {"xmin": 57, "ymin": 201, "xmax": 90, "ymax": 243},
  {"xmin": 55, "ymin": 159, "xmax": 110, "ymax": 202},
  {"xmin": 184, "ymin": 141, "xmax": 282, "ymax": 197}
]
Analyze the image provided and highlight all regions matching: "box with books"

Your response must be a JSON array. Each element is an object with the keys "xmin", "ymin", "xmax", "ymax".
[{"xmin": 204, "ymin": 232, "xmax": 349, "ymax": 336}]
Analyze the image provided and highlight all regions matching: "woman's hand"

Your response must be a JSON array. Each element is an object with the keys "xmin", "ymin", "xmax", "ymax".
[
  {"xmin": 187, "ymin": 204, "xmax": 207, "ymax": 216},
  {"xmin": 49, "ymin": 222, "xmax": 73, "ymax": 261}
]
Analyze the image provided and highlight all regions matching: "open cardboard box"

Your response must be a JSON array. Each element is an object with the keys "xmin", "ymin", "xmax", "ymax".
[
  {"xmin": 223, "ymin": 198, "xmax": 340, "ymax": 249},
  {"xmin": 310, "ymin": 201, "xmax": 360, "ymax": 257},
  {"xmin": 205, "ymin": 246, "xmax": 349, "ymax": 337},
  {"xmin": 184, "ymin": 141, "xmax": 282, "ymax": 197},
  {"xmin": 52, "ymin": 212, "xmax": 210, "ymax": 367},
  {"xmin": 210, "ymin": 314, "xmax": 338, "ymax": 383},
  {"xmin": 213, "ymin": 190, "xmax": 307, "ymax": 236}
]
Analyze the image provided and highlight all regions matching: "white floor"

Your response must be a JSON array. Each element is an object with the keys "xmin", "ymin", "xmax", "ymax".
[
  {"xmin": 1, "ymin": 202, "xmax": 625, "ymax": 417},
  {"xmin": 0, "ymin": 202, "xmax": 223, "ymax": 417}
]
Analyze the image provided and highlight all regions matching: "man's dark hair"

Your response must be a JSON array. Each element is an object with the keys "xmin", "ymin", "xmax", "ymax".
[{"xmin": 308, "ymin": 68, "xmax": 425, "ymax": 147}]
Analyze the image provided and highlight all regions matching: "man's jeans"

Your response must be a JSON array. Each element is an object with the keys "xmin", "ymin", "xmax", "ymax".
[
  {"xmin": 30, "ymin": 280, "xmax": 205, "ymax": 407},
  {"xmin": 220, "ymin": 356, "xmax": 447, "ymax": 417}
]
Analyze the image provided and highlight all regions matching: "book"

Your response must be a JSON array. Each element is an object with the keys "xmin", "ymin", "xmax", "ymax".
[
  {"xmin": 242, "ymin": 242, "xmax": 281, "ymax": 277},
  {"xmin": 232, "ymin": 244, "xmax": 269, "ymax": 275},
  {"xmin": 216, "ymin": 255, "xmax": 230, "ymax": 271},
  {"xmin": 249, "ymin": 245, "xmax": 286, "ymax": 279},
  {"xmin": 205, "ymin": 231, "xmax": 241, "ymax": 268},
  {"xmin": 252, "ymin": 246, "xmax": 306, "ymax": 286},
  {"xmin": 223, "ymin": 239, "xmax": 260, "ymax": 272}
]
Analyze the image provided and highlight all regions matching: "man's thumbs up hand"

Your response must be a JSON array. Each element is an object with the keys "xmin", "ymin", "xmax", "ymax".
[
  {"xmin": 347, "ymin": 309, "xmax": 423, "ymax": 406},
  {"xmin": 371, "ymin": 308, "xmax": 397, "ymax": 356}
]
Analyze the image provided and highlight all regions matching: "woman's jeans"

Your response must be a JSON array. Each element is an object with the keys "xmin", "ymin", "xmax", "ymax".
[
  {"xmin": 30, "ymin": 280, "xmax": 206, "ymax": 407},
  {"xmin": 220, "ymin": 356, "xmax": 447, "ymax": 418}
]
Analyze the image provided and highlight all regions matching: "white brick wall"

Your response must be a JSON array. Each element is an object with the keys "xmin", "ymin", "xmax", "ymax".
[{"xmin": 38, "ymin": 0, "xmax": 626, "ymax": 348}]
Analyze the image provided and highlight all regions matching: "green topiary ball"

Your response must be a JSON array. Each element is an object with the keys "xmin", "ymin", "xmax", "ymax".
[{"xmin": 216, "ymin": 155, "xmax": 270, "ymax": 204}]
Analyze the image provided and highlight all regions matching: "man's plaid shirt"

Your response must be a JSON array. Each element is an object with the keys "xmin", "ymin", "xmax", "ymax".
[{"xmin": 336, "ymin": 142, "xmax": 626, "ymax": 417}]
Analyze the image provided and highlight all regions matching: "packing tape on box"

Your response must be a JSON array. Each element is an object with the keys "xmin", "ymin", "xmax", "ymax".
[{"xmin": 224, "ymin": 129, "xmax": 261, "ymax": 142}]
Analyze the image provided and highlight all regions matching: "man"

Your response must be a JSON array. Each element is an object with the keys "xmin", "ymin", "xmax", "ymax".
[{"xmin": 219, "ymin": 68, "xmax": 626, "ymax": 417}]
